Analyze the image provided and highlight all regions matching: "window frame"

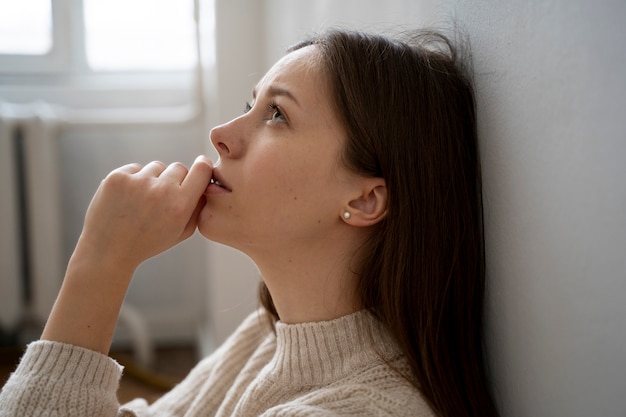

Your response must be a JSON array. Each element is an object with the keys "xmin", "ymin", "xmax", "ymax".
[
  {"xmin": 0, "ymin": 0, "xmax": 73, "ymax": 74},
  {"xmin": 0, "ymin": 0, "xmax": 212, "ymax": 112}
]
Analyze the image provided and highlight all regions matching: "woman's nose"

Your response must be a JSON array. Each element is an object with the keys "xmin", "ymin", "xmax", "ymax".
[{"xmin": 209, "ymin": 118, "xmax": 244, "ymax": 159}]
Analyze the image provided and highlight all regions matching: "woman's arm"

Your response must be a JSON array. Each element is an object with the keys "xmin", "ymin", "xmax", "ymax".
[
  {"xmin": 42, "ymin": 156, "xmax": 212, "ymax": 354},
  {"xmin": 0, "ymin": 156, "xmax": 212, "ymax": 416}
]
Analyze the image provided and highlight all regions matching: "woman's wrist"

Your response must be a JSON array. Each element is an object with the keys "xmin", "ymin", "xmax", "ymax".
[{"xmin": 40, "ymin": 251, "xmax": 136, "ymax": 355}]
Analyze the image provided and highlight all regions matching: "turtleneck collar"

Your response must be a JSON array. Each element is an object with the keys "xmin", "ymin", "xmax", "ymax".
[{"xmin": 261, "ymin": 309, "xmax": 403, "ymax": 387}]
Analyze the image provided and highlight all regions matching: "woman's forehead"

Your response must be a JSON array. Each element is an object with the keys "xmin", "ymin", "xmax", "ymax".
[{"xmin": 254, "ymin": 46, "xmax": 324, "ymax": 96}]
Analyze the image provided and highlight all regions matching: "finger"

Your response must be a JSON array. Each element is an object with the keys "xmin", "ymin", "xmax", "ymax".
[
  {"xmin": 181, "ymin": 155, "xmax": 213, "ymax": 195},
  {"xmin": 159, "ymin": 162, "xmax": 189, "ymax": 185},
  {"xmin": 109, "ymin": 162, "xmax": 143, "ymax": 176},
  {"xmin": 139, "ymin": 161, "xmax": 167, "ymax": 177}
]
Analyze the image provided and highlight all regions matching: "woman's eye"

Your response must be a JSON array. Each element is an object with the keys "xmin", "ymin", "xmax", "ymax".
[
  {"xmin": 268, "ymin": 104, "xmax": 285, "ymax": 122},
  {"xmin": 244, "ymin": 101, "xmax": 285, "ymax": 122}
]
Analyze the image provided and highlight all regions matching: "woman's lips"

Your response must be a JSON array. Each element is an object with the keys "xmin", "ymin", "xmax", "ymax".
[
  {"xmin": 205, "ymin": 170, "xmax": 231, "ymax": 194},
  {"xmin": 210, "ymin": 177, "xmax": 228, "ymax": 189},
  {"xmin": 206, "ymin": 182, "xmax": 229, "ymax": 194}
]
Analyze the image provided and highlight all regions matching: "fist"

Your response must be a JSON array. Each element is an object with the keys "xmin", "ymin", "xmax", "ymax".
[{"xmin": 76, "ymin": 156, "xmax": 213, "ymax": 270}]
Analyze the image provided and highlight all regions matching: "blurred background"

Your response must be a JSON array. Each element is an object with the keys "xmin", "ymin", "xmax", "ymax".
[{"xmin": 1, "ymin": 0, "xmax": 625, "ymax": 415}]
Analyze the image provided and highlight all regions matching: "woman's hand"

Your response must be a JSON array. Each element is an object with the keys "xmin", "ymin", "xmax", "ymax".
[
  {"xmin": 77, "ymin": 156, "xmax": 213, "ymax": 272},
  {"xmin": 41, "ymin": 155, "xmax": 212, "ymax": 354}
]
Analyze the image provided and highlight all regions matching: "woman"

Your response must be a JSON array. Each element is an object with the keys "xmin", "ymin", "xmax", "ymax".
[{"xmin": 0, "ymin": 29, "xmax": 499, "ymax": 416}]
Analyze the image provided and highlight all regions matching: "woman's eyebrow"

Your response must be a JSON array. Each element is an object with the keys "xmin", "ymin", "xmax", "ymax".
[{"xmin": 252, "ymin": 85, "xmax": 301, "ymax": 108}]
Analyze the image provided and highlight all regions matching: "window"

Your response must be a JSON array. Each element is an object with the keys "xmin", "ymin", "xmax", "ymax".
[
  {"xmin": 0, "ymin": 0, "xmax": 214, "ymax": 75},
  {"xmin": 0, "ymin": 0, "xmax": 52, "ymax": 55},
  {"xmin": 84, "ymin": 0, "xmax": 197, "ymax": 71}
]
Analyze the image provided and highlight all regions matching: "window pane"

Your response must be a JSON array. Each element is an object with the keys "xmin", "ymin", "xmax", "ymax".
[
  {"xmin": 84, "ymin": 0, "xmax": 196, "ymax": 71},
  {"xmin": 0, "ymin": 0, "xmax": 52, "ymax": 55}
]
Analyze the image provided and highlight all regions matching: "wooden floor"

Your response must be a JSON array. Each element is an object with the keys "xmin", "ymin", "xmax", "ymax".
[{"xmin": 0, "ymin": 344, "xmax": 199, "ymax": 406}]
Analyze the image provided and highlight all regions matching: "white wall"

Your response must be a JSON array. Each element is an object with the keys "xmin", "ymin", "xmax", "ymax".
[
  {"xmin": 209, "ymin": 0, "xmax": 626, "ymax": 415},
  {"xmin": 263, "ymin": 0, "xmax": 438, "ymax": 65},
  {"xmin": 456, "ymin": 1, "xmax": 626, "ymax": 416}
]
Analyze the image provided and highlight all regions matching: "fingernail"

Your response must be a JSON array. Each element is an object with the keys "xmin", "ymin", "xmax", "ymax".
[{"xmin": 194, "ymin": 155, "xmax": 212, "ymax": 166}]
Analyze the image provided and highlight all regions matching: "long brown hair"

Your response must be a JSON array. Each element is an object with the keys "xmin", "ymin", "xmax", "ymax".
[{"xmin": 259, "ymin": 29, "xmax": 499, "ymax": 417}]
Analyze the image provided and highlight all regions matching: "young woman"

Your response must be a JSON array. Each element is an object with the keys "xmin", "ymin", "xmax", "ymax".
[{"xmin": 0, "ymin": 29, "xmax": 499, "ymax": 417}]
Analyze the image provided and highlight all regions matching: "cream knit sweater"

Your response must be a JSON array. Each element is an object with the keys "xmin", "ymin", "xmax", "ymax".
[{"xmin": 0, "ymin": 309, "xmax": 435, "ymax": 416}]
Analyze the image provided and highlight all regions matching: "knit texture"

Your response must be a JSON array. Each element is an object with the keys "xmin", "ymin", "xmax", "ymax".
[
  {"xmin": 0, "ymin": 310, "xmax": 435, "ymax": 416},
  {"xmin": 0, "ymin": 340, "xmax": 121, "ymax": 416}
]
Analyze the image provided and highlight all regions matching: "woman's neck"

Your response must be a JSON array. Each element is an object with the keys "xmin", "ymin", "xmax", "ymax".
[{"xmin": 250, "ymin": 231, "xmax": 364, "ymax": 324}]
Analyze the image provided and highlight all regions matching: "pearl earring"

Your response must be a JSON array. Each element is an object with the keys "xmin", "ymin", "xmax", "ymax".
[{"xmin": 343, "ymin": 211, "xmax": 351, "ymax": 219}]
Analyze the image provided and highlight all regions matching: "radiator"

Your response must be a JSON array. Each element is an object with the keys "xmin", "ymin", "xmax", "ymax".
[{"xmin": 0, "ymin": 101, "xmax": 65, "ymax": 336}]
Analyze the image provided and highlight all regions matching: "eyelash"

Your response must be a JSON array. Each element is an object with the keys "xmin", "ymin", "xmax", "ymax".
[{"xmin": 244, "ymin": 101, "xmax": 286, "ymax": 122}]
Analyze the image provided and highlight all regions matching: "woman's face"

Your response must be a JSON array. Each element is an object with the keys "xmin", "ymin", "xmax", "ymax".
[{"xmin": 198, "ymin": 46, "xmax": 360, "ymax": 256}]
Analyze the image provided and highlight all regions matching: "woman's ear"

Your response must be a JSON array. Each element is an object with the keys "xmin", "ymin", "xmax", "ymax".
[{"xmin": 341, "ymin": 178, "xmax": 388, "ymax": 227}]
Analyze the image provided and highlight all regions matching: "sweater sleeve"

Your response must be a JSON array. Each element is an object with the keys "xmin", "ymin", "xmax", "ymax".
[
  {"xmin": 0, "ymin": 340, "xmax": 123, "ymax": 417},
  {"xmin": 0, "ymin": 309, "xmax": 271, "ymax": 417}
]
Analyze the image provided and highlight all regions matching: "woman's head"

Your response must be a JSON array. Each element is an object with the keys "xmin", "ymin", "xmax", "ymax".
[
  {"xmin": 260, "ymin": 30, "xmax": 498, "ymax": 417},
  {"xmin": 201, "ymin": 44, "xmax": 385, "ymax": 259}
]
